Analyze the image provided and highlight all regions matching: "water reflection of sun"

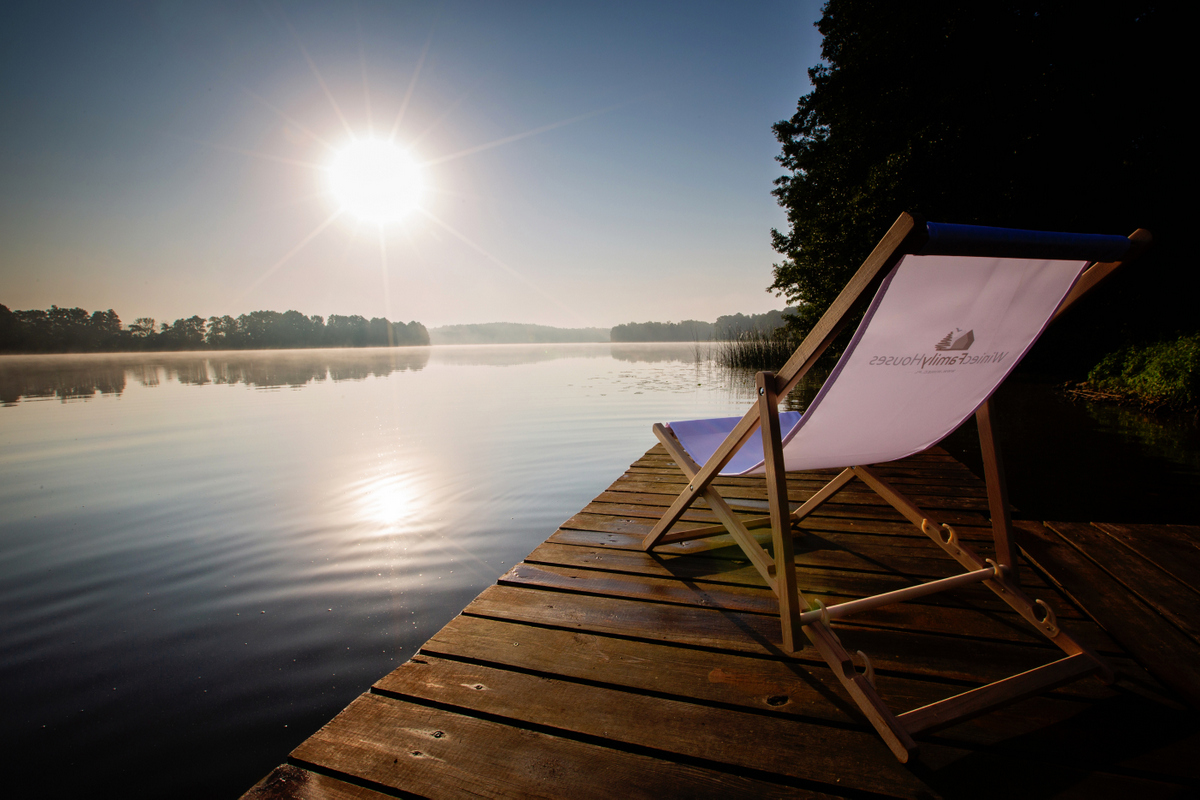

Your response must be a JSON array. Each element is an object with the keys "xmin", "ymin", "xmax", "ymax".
[{"xmin": 350, "ymin": 471, "xmax": 426, "ymax": 530}]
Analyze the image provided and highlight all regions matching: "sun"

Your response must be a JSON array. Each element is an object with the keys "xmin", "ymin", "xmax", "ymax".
[{"xmin": 328, "ymin": 138, "xmax": 425, "ymax": 224}]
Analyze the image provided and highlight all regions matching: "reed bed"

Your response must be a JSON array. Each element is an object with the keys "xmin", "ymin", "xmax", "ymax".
[{"xmin": 714, "ymin": 329, "xmax": 802, "ymax": 372}]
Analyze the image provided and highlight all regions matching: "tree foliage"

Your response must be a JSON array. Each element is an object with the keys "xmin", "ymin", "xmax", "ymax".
[
  {"xmin": 770, "ymin": 1, "xmax": 1177, "ymax": 355},
  {"xmin": 0, "ymin": 304, "xmax": 429, "ymax": 353},
  {"xmin": 610, "ymin": 309, "xmax": 799, "ymax": 342},
  {"xmin": 1086, "ymin": 333, "xmax": 1200, "ymax": 411},
  {"xmin": 610, "ymin": 319, "xmax": 715, "ymax": 342}
]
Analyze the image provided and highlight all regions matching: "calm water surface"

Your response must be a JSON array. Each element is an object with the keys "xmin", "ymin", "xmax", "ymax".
[
  {"xmin": 1, "ymin": 344, "xmax": 1196, "ymax": 797},
  {"xmin": 0, "ymin": 344, "xmax": 764, "ymax": 797}
]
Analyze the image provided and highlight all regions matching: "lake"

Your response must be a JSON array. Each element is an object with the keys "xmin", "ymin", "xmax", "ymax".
[{"xmin": 1, "ymin": 344, "xmax": 1196, "ymax": 797}]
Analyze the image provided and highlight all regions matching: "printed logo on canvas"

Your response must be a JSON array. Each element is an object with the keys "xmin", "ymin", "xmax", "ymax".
[
  {"xmin": 866, "ymin": 328, "xmax": 1008, "ymax": 372},
  {"xmin": 934, "ymin": 329, "xmax": 974, "ymax": 351}
]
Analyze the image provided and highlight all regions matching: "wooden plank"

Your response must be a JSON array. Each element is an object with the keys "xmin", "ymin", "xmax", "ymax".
[
  {"xmin": 414, "ymin": 616, "xmax": 1197, "ymax": 787},
  {"xmin": 240, "ymin": 765, "xmax": 396, "ymax": 800},
  {"xmin": 561, "ymin": 514, "xmax": 989, "ymax": 554},
  {"xmin": 625, "ymin": 462, "xmax": 983, "ymax": 484},
  {"xmin": 498, "ymin": 562, "xmax": 1115, "ymax": 651},
  {"xmin": 1046, "ymin": 521, "xmax": 1200, "ymax": 644},
  {"xmin": 617, "ymin": 470, "xmax": 985, "ymax": 493},
  {"xmin": 627, "ymin": 453, "xmax": 984, "ymax": 481},
  {"xmin": 898, "ymin": 654, "xmax": 1099, "ymax": 734},
  {"xmin": 618, "ymin": 469, "xmax": 990, "ymax": 499},
  {"xmin": 292, "ymin": 691, "xmax": 823, "ymax": 800},
  {"xmin": 585, "ymin": 497, "xmax": 993, "ymax": 527},
  {"xmin": 603, "ymin": 483, "xmax": 994, "ymax": 523},
  {"xmin": 523, "ymin": 541, "xmax": 1076, "ymax": 615},
  {"xmin": 567, "ymin": 506, "xmax": 1004, "ymax": 543},
  {"xmin": 578, "ymin": 530, "xmax": 979, "ymax": 583},
  {"xmin": 1016, "ymin": 520, "xmax": 1200, "ymax": 710},
  {"xmin": 405, "ymin": 623, "xmax": 1200, "ymax": 796},
  {"xmin": 605, "ymin": 484, "xmax": 992, "ymax": 514},
  {"xmin": 417, "ymin": 614, "xmax": 1126, "ymax": 741},
  {"xmin": 548, "ymin": 525, "xmax": 1057, "ymax": 590},
  {"xmin": 461, "ymin": 584, "xmax": 1121, "ymax": 683},
  {"xmin": 1090, "ymin": 522, "xmax": 1200, "ymax": 597},
  {"xmin": 374, "ymin": 655, "xmax": 943, "ymax": 797}
]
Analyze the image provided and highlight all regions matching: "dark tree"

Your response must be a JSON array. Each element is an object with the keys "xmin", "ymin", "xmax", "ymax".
[
  {"xmin": 610, "ymin": 320, "xmax": 715, "ymax": 342},
  {"xmin": 206, "ymin": 315, "xmax": 238, "ymax": 348},
  {"xmin": 164, "ymin": 316, "xmax": 208, "ymax": 349},
  {"xmin": 0, "ymin": 304, "xmax": 427, "ymax": 353},
  {"xmin": 770, "ymin": 1, "xmax": 1178, "ymax": 362}
]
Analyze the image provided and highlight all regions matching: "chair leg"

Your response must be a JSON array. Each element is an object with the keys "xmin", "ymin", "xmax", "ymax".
[
  {"xmin": 757, "ymin": 372, "xmax": 802, "ymax": 652},
  {"xmin": 804, "ymin": 616, "xmax": 918, "ymax": 762},
  {"xmin": 976, "ymin": 398, "xmax": 1019, "ymax": 581},
  {"xmin": 642, "ymin": 423, "xmax": 707, "ymax": 550}
]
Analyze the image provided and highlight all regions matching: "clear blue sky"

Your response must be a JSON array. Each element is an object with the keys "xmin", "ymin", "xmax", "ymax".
[{"xmin": 0, "ymin": 1, "xmax": 824, "ymax": 329}]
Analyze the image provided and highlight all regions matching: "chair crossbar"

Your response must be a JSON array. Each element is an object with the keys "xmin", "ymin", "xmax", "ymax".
[
  {"xmin": 797, "ymin": 566, "xmax": 998, "ymax": 627},
  {"xmin": 898, "ymin": 653, "xmax": 1101, "ymax": 735}
]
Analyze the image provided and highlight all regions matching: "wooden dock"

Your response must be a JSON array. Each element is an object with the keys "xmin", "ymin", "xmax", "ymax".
[{"xmin": 244, "ymin": 446, "xmax": 1200, "ymax": 799}]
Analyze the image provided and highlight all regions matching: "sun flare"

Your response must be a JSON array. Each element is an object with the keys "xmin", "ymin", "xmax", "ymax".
[{"xmin": 328, "ymin": 138, "xmax": 425, "ymax": 224}]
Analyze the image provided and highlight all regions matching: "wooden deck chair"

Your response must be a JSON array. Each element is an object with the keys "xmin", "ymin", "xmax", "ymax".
[{"xmin": 643, "ymin": 213, "xmax": 1151, "ymax": 762}]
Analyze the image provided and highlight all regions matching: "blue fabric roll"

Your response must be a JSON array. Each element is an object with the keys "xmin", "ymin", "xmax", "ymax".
[{"xmin": 922, "ymin": 222, "xmax": 1130, "ymax": 262}]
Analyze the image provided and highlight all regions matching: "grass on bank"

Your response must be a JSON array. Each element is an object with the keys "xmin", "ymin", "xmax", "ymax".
[{"xmin": 1077, "ymin": 333, "xmax": 1200, "ymax": 411}]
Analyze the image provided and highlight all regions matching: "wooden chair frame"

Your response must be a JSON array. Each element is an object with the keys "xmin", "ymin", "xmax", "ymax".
[{"xmin": 641, "ymin": 212, "xmax": 1152, "ymax": 762}]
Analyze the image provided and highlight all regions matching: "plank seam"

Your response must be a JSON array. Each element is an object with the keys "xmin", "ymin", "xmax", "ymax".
[
  {"xmin": 519, "ymin": 554, "xmax": 1066, "ymax": 616},
  {"xmin": 392, "ymin": 647, "xmax": 1051, "ymax": 736},
  {"xmin": 355, "ymin": 687, "xmax": 896, "ymax": 799},
  {"xmin": 492, "ymin": 576, "xmax": 1092, "ymax": 653},
  {"xmin": 284, "ymin": 755, "xmax": 427, "ymax": 799}
]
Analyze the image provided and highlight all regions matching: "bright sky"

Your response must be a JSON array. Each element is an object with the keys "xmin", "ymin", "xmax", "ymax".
[{"xmin": 0, "ymin": 1, "xmax": 824, "ymax": 329}]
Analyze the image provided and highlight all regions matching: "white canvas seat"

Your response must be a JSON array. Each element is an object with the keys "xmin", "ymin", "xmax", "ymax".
[
  {"xmin": 669, "ymin": 252, "xmax": 1089, "ymax": 475},
  {"xmin": 643, "ymin": 213, "xmax": 1150, "ymax": 762}
]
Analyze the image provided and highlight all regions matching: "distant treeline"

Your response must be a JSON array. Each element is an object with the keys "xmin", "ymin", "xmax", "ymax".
[
  {"xmin": 430, "ymin": 322, "xmax": 609, "ymax": 345},
  {"xmin": 0, "ymin": 304, "xmax": 429, "ymax": 353},
  {"xmin": 611, "ymin": 309, "xmax": 795, "ymax": 342}
]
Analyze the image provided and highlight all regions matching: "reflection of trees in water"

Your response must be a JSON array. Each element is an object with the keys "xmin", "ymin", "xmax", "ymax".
[
  {"xmin": 132, "ymin": 365, "xmax": 162, "ymax": 388},
  {"xmin": 607, "ymin": 342, "xmax": 828, "ymax": 411},
  {"xmin": 170, "ymin": 360, "xmax": 211, "ymax": 386},
  {"xmin": 1078, "ymin": 397, "xmax": 1200, "ymax": 473},
  {"xmin": 713, "ymin": 363, "xmax": 827, "ymax": 413},
  {"xmin": 0, "ymin": 348, "xmax": 432, "ymax": 405},
  {"xmin": 430, "ymin": 343, "xmax": 611, "ymax": 368},
  {"xmin": 0, "ymin": 357, "xmax": 128, "ymax": 405},
  {"xmin": 207, "ymin": 355, "xmax": 326, "ymax": 388},
  {"xmin": 609, "ymin": 343, "xmax": 714, "ymax": 364},
  {"xmin": 325, "ymin": 348, "xmax": 430, "ymax": 381},
  {"xmin": 172, "ymin": 349, "xmax": 433, "ymax": 388}
]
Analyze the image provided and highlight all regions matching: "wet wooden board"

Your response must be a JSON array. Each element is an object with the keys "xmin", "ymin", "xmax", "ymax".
[
  {"xmin": 245, "ymin": 446, "xmax": 1199, "ymax": 799},
  {"xmin": 1015, "ymin": 519, "xmax": 1200, "ymax": 712}
]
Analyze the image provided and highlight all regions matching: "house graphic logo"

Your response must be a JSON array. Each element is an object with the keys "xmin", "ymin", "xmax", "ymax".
[
  {"xmin": 867, "ymin": 327, "xmax": 1005, "ymax": 369},
  {"xmin": 935, "ymin": 329, "xmax": 974, "ymax": 351}
]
